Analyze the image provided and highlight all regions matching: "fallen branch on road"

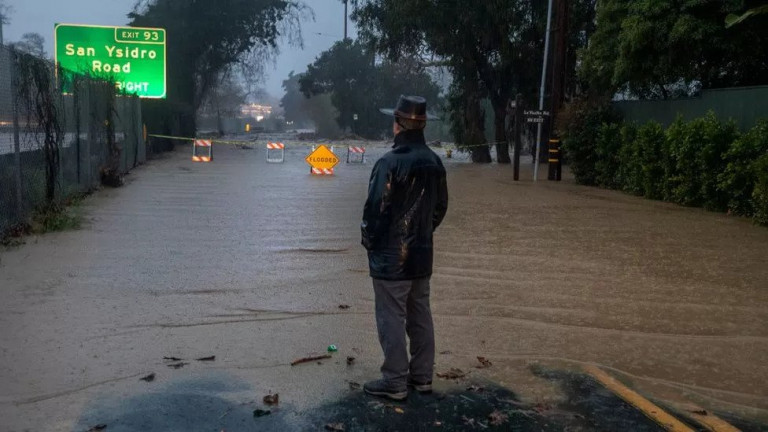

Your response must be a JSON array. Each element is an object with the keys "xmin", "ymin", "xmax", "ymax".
[{"xmin": 291, "ymin": 354, "xmax": 332, "ymax": 366}]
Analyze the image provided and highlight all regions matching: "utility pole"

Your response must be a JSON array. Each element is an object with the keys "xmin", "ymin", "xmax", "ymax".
[
  {"xmin": 0, "ymin": 5, "xmax": 8, "ymax": 45},
  {"xmin": 343, "ymin": 0, "xmax": 348, "ymax": 40},
  {"xmin": 533, "ymin": 0, "xmax": 554, "ymax": 182},
  {"xmin": 550, "ymin": 0, "xmax": 569, "ymax": 132}
]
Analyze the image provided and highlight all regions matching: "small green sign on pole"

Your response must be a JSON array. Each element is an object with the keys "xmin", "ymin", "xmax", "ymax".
[{"xmin": 54, "ymin": 23, "xmax": 167, "ymax": 99}]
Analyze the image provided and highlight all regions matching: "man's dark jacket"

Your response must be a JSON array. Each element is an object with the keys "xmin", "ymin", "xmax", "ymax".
[{"xmin": 361, "ymin": 129, "xmax": 448, "ymax": 281}]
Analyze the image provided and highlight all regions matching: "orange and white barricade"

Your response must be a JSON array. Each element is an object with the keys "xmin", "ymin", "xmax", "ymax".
[
  {"xmin": 347, "ymin": 146, "xmax": 366, "ymax": 163},
  {"xmin": 192, "ymin": 139, "xmax": 212, "ymax": 162},
  {"xmin": 311, "ymin": 167, "xmax": 334, "ymax": 175},
  {"xmin": 311, "ymin": 145, "xmax": 335, "ymax": 153},
  {"xmin": 266, "ymin": 142, "xmax": 285, "ymax": 163}
]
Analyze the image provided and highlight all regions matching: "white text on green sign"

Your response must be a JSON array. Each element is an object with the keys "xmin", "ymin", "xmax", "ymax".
[{"xmin": 54, "ymin": 23, "xmax": 166, "ymax": 98}]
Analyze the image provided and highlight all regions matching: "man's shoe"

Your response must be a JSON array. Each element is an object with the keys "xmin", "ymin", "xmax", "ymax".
[
  {"xmin": 407, "ymin": 378, "xmax": 433, "ymax": 394},
  {"xmin": 363, "ymin": 379, "xmax": 407, "ymax": 401}
]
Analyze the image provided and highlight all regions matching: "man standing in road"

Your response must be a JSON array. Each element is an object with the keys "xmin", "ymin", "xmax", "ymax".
[{"xmin": 361, "ymin": 95, "xmax": 448, "ymax": 400}]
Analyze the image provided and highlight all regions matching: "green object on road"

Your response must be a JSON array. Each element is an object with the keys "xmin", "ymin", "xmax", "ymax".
[{"xmin": 328, "ymin": 344, "xmax": 338, "ymax": 352}]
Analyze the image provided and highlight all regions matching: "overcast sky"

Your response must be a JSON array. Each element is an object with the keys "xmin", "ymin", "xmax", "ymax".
[{"xmin": 2, "ymin": 0, "xmax": 357, "ymax": 99}]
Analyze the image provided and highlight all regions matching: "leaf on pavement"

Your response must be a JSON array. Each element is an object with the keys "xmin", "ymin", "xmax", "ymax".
[
  {"xmin": 476, "ymin": 356, "xmax": 492, "ymax": 368},
  {"xmin": 488, "ymin": 410, "xmax": 509, "ymax": 426},
  {"xmin": 436, "ymin": 368, "xmax": 466, "ymax": 380},
  {"xmin": 167, "ymin": 362, "xmax": 189, "ymax": 369},
  {"xmin": 263, "ymin": 393, "xmax": 279, "ymax": 405},
  {"xmin": 196, "ymin": 356, "xmax": 216, "ymax": 362}
]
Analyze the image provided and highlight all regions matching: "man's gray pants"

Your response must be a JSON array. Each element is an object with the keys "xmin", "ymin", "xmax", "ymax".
[{"xmin": 372, "ymin": 278, "xmax": 435, "ymax": 388}]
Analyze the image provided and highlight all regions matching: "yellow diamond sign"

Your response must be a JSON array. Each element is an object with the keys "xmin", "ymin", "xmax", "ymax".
[{"xmin": 305, "ymin": 145, "xmax": 340, "ymax": 170}]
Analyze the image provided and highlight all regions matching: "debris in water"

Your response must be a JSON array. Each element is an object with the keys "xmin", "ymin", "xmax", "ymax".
[
  {"xmin": 139, "ymin": 373, "xmax": 155, "ymax": 382},
  {"xmin": 434, "ymin": 421, "xmax": 442, "ymax": 426},
  {"xmin": 349, "ymin": 381, "xmax": 361, "ymax": 390},
  {"xmin": 253, "ymin": 409, "xmax": 271, "ymax": 417},
  {"xmin": 338, "ymin": 305, "xmax": 350, "ymax": 310},
  {"xmin": 291, "ymin": 354, "xmax": 332, "ymax": 366},
  {"xmin": 346, "ymin": 356, "xmax": 356, "ymax": 365},
  {"xmin": 87, "ymin": 425, "xmax": 107, "ymax": 432},
  {"xmin": 488, "ymin": 410, "xmax": 509, "ymax": 426},
  {"xmin": 263, "ymin": 393, "xmax": 279, "ymax": 405},
  {"xmin": 167, "ymin": 362, "xmax": 189, "ymax": 369},
  {"xmin": 436, "ymin": 368, "xmax": 466, "ymax": 380},
  {"xmin": 163, "ymin": 356, "xmax": 183, "ymax": 361},
  {"xmin": 325, "ymin": 423, "xmax": 345, "ymax": 431},
  {"xmin": 196, "ymin": 356, "xmax": 216, "ymax": 362},
  {"xmin": 394, "ymin": 407, "xmax": 404, "ymax": 414},
  {"xmin": 476, "ymin": 357, "xmax": 492, "ymax": 368},
  {"xmin": 533, "ymin": 402, "xmax": 552, "ymax": 414}
]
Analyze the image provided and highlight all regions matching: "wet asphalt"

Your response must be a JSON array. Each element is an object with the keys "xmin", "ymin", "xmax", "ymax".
[{"xmin": 0, "ymin": 137, "xmax": 767, "ymax": 431}]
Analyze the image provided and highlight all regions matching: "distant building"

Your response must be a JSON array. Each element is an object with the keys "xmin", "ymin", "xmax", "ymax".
[{"xmin": 240, "ymin": 103, "xmax": 273, "ymax": 122}]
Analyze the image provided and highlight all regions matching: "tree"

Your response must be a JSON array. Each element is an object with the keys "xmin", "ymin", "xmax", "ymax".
[
  {"xmin": 448, "ymin": 71, "xmax": 492, "ymax": 163},
  {"xmin": 298, "ymin": 39, "xmax": 440, "ymax": 139},
  {"xmin": 199, "ymin": 71, "xmax": 248, "ymax": 136},
  {"xmin": 281, "ymin": 71, "xmax": 344, "ymax": 136},
  {"xmin": 0, "ymin": 1, "xmax": 11, "ymax": 45},
  {"xmin": 726, "ymin": 4, "xmax": 768, "ymax": 27},
  {"xmin": 581, "ymin": 0, "xmax": 768, "ymax": 99},
  {"xmin": 128, "ymin": 0, "xmax": 304, "ymax": 140},
  {"xmin": 281, "ymin": 71, "xmax": 311, "ymax": 127},
  {"xmin": 355, "ymin": 1, "xmax": 556, "ymax": 163},
  {"xmin": 13, "ymin": 33, "xmax": 46, "ymax": 58}
]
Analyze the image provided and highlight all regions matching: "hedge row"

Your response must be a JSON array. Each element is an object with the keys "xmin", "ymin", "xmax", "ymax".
[{"xmin": 564, "ymin": 109, "xmax": 768, "ymax": 225}]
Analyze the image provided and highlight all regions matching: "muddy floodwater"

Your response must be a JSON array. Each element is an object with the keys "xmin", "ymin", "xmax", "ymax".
[{"xmin": 1, "ymin": 139, "xmax": 767, "ymax": 431}]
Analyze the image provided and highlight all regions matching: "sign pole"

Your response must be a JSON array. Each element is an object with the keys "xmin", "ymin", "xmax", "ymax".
[
  {"xmin": 513, "ymin": 94, "xmax": 522, "ymax": 181},
  {"xmin": 534, "ymin": 0, "xmax": 554, "ymax": 182}
]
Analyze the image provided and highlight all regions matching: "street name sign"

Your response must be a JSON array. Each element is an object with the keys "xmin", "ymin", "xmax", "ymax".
[
  {"xmin": 54, "ymin": 23, "xmax": 167, "ymax": 98},
  {"xmin": 524, "ymin": 109, "xmax": 550, "ymax": 123},
  {"xmin": 306, "ymin": 145, "xmax": 340, "ymax": 170}
]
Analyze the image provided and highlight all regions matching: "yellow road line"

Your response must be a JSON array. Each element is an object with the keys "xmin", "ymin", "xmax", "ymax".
[
  {"xmin": 583, "ymin": 365, "xmax": 694, "ymax": 432},
  {"xmin": 683, "ymin": 405, "xmax": 741, "ymax": 432}
]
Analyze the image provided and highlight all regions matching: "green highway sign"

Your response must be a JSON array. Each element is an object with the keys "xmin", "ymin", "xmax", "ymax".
[{"xmin": 54, "ymin": 23, "xmax": 166, "ymax": 98}]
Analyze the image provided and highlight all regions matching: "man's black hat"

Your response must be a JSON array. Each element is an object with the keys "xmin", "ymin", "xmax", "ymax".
[{"xmin": 380, "ymin": 95, "xmax": 439, "ymax": 121}]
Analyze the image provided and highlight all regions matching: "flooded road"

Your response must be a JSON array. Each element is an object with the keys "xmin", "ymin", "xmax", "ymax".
[{"xmin": 1, "ymin": 139, "xmax": 766, "ymax": 431}]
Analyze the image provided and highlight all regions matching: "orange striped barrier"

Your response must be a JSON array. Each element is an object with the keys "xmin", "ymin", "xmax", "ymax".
[
  {"xmin": 311, "ymin": 167, "xmax": 334, "ymax": 175},
  {"xmin": 347, "ymin": 146, "xmax": 366, "ymax": 164},
  {"xmin": 192, "ymin": 139, "xmax": 212, "ymax": 162},
  {"xmin": 266, "ymin": 142, "xmax": 285, "ymax": 163}
]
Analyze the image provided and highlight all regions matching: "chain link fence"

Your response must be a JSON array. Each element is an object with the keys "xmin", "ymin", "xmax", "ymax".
[{"xmin": 0, "ymin": 44, "xmax": 144, "ymax": 236}]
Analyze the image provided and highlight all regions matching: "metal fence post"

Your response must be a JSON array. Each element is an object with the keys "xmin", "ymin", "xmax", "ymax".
[{"xmin": 10, "ymin": 48, "xmax": 23, "ymax": 219}]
